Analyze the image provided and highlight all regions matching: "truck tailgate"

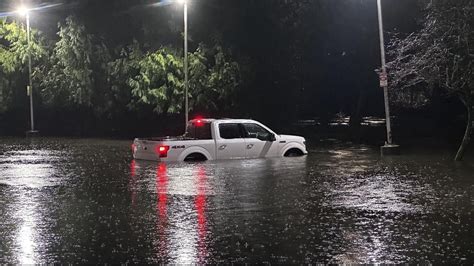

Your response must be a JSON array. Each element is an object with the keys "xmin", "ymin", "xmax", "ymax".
[{"xmin": 133, "ymin": 139, "xmax": 162, "ymax": 161}]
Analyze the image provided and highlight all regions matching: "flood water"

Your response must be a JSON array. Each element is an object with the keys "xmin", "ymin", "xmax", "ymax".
[{"xmin": 0, "ymin": 138, "xmax": 473, "ymax": 263}]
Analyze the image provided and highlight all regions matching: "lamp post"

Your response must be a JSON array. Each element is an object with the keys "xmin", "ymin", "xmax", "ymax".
[
  {"xmin": 17, "ymin": 6, "xmax": 38, "ymax": 136},
  {"xmin": 179, "ymin": 0, "xmax": 189, "ymax": 129},
  {"xmin": 376, "ymin": 0, "xmax": 399, "ymax": 155}
]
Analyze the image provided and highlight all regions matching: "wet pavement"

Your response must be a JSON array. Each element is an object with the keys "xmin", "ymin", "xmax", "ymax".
[{"xmin": 0, "ymin": 137, "xmax": 473, "ymax": 263}]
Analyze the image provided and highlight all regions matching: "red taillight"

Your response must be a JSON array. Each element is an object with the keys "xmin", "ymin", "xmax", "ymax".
[
  {"xmin": 156, "ymin": 145, "xmax": 170, "ymax": 158},
  {"xmin": 131, "ymin": 143, "xmax": 136, "ymax": 153}
]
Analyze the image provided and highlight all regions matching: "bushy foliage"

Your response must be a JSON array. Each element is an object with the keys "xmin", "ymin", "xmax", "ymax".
[
  {"xmin": 0, "ymin": 19, "xmax": 45, "ymax": 72},
  {"xmin": 0, "ymin": 18, "xmax": 45, "ymax": 113},
  {"xmin": 106, "ymin": 41, "xmax": 143, "ymax": 116},
  {"xmin": 198, "ymin": 45, "xmax": 240, "ymax": 112},
  {"xmin": 0, "ymin": 16, "xmax": 241, "ymax": 127},
  {"xmin": 40, "ymin": 17, "xmax": 96, "ymax": 107},
  {"xmin": 128, "ymin": 43, "xmax": 240, "ymax": 114},
  {"xmin": 128, "ymin": 47, "xmax": 184, "ymax": 114}
]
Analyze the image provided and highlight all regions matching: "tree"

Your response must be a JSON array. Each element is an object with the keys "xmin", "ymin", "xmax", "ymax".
[
  {"xmin": 0, "ymin": 18, "xmax": 45, "ymax": 116},
  {"xmin": 128, "ymin": 47, "xmax": 184, "ymax": 114},
  {"xmin": 106, "ymin": 40, "xmax": 143, "ymax": 116},
  {"xmin": 1, "ymin": 11, "xmax": 241, "ymax": 135},
  {"xmin": 40, "ymin": 16, "xmax": 95, "ymax": 107},
  {"xmin": 191, "ymin": 44, "xmax": 240, "ymax": 114},
  {"xmin": 128, "ymin": 43, "xmax": 240, "ymax": 115},
  {"xmin": 0, "ymin": 19, "xmax": 45, "ymax": 72},
  {"xmin": 388, "ymin": 0, "xmax": 474, "ymax": 160}
]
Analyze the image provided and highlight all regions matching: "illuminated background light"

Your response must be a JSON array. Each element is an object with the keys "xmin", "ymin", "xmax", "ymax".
[{"xmin": 16, "ymin": 6, "xmax": 29, "ymax": 16}]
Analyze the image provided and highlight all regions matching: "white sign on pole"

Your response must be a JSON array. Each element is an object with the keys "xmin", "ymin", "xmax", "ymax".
[{"xmin": 379, "ymin": 72, "xmax": 388, "ymax": 87}]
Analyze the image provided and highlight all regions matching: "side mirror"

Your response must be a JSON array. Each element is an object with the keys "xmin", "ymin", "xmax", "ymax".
[
  {"xmin": 269, "ymin": 133, "xmax": 276, "ymax": 142},
  {"xmin": 257, "ymin": 133, "xmax": 276, "ymax": 142}
]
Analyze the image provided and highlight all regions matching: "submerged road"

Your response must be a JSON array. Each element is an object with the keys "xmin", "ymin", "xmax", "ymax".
[{"xmin": 0, "ymin": 138, "xmax": 473, "ymax": 263}]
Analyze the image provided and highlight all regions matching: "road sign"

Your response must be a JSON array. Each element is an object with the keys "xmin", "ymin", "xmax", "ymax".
[{"xmin": 379, "ymin": 72, "xmax": 388, "ymax": 87}]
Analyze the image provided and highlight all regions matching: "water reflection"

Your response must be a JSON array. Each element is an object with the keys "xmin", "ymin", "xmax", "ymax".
[
  {"xmin": 0, "ymin": 149, "xmax": 63, "ymax": 264},
  {"xmin": 14, "ymin": 191, "xmax": 38, "ymax": 264},
  {"xmin": 129, "ymin": 160, "xmax": 137, "ymax": 206},
  {"xmin": 130, "ymin": 161, "xmax": 210, "ymax": 264},
  {"xmin": 0, "ymin": 150, "xmax": 60, "ymax": 188},
  {"xmin": 319, "ymin": 148, "xmax": 441, "ymax": 264},
  {"xmin": 330, "ymin": 174, "xmax": 428, "ymax": 213},
  {"xmin": 156, "ymin": 163, "xmax": 169, "ymax": 260},
  {"xmin": 195, "ymin": 166, "xmax": 208, "ymax": 264}
]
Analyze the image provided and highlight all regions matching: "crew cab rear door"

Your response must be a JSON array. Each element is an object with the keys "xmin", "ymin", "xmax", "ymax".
[{"xmin": 215, "ymin": 122, "xmax": 247, "ymax": 160}]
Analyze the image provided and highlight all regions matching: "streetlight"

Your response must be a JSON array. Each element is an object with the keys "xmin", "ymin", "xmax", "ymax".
[
  {"xmin": 376, "ymin": 0, "xmax": 399, "ymax": 155},
  {"xmin": 16, "ymin": 5, "xmax": 38, "ymax": 136},
  {"xmin": 17, "ymin": 6, "xmax": 28, "ymax": 17},
  {"xmin": 178, "ymin": 0, "xmax": 189, "ymax": 129}
]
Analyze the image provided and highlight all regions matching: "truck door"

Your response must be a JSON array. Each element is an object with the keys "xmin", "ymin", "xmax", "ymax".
[
  {"xmin": 215, "ymin": 123, "xmax": 247, "ymax": 160},
  {"xmin": 242, "ymin": 123, "xmax": 279, "ymax": 158}
]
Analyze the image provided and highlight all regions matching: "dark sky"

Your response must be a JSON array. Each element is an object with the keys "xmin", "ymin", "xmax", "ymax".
[{"xmin": 2, "ymin": 0, "xmax": 420, "ymax": 55}]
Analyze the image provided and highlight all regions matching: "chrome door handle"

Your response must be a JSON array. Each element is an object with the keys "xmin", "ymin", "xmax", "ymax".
[
  {"xmin": 219, "ymin": 145, "xmax": 227, "ymax": 150},
  {"xmin": 247, "ymin": 144, "xmax": 254, "ymax": 149}
]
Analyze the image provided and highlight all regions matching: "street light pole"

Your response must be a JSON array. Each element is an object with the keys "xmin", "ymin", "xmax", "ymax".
[
  {"xmin": 376, "ymin": 0, "xmax": 399, "ymax": 155},
  {"xmin": 183, "ymin": 1, "xmax": 189, "ymax": 128},
  {"xmin": 17, "ymin": 6, "xmax": 38, "ymax": 136},
  {"xmin": 377, "ymin": 0, "xmax": 391, "ymax": 144},
  {"xmin": 26, "ymin": 12, "xmax": 36, "ymax": 133}
]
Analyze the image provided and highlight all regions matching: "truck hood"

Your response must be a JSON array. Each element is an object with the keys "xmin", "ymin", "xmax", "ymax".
[{"xmin": 278, "ymin": 134, "xmax": 305, "ymax": 143}]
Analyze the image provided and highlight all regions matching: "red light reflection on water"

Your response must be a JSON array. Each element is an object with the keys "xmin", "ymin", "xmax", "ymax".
[
  {"xmin": 129, "ymin": 160, "xmax": 137, "ymax": 206},
  {"xmin": 195, "ymin": 166, "xmax": 207, "ymax": 263},
  {"xmin": 157, "ymin": 163, "xmax": 168, "ymax": 218},
  {"xmin": 153, "ymin": 163, "xmax": 209, "ymax": 263},
  {"xmin": 156, "ymin": 163, "xmax": 169, "ymax": 257}
]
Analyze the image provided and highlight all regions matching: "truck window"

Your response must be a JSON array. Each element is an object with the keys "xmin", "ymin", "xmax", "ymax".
[
  {"xmin": 242, "ymin": 123, "xmax": 271, "ymax": 139},
  {"xmin": 185, "ymin": 123, "xmax": 212, "ymax": 139},
  {"xmin": 219, "ymin": 123, "xmax": 244, "ymax": 139}
]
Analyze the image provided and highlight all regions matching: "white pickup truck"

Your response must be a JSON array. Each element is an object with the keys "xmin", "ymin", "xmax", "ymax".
[{"xmin": 132, "ymin": 118, "xmax": 307, "ymax": 162}]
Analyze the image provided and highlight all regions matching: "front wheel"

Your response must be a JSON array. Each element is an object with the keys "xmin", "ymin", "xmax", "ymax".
[{"xmin": 284, "ymin": 148, "xmax": 304, "ymax": 157}]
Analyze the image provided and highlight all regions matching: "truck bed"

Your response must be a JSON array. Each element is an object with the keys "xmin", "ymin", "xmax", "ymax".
[{"xmin": 137, "ymin": 136, "xmax": 197, "ymax": 142}]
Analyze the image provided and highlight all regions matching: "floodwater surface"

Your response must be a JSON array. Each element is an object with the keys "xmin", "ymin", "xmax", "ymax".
[{"xmin": 0, "ymin": 138, "xmax": 473, "ymax": 263}]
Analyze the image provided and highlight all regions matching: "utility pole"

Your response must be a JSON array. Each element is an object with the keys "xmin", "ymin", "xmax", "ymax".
[{"xmin": 377, "ymin": 0, "xmax": 399, "ymax": 155}]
